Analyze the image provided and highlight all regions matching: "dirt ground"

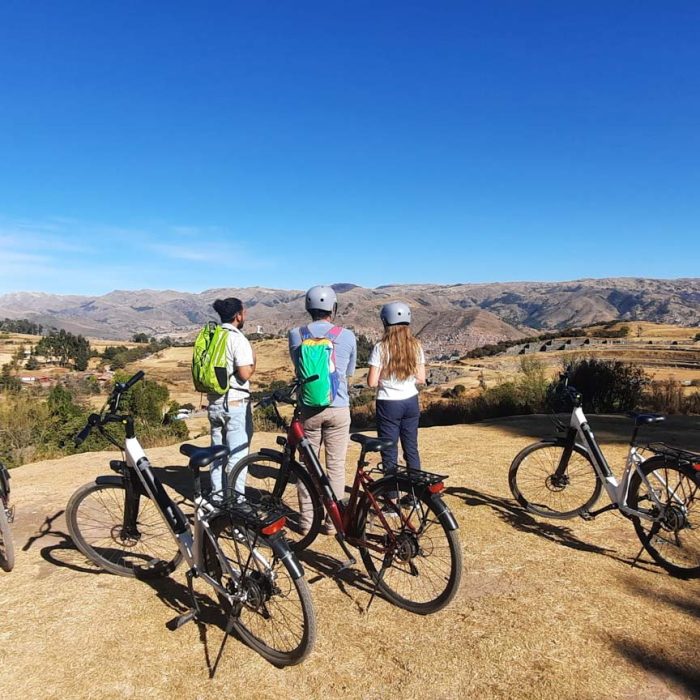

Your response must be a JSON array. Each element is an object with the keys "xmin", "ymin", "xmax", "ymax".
[{"xmin": 1, "ymin": 415, "xmax": 699, "ymax": 700}]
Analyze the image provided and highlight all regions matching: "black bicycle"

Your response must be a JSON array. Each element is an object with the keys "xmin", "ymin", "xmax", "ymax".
[
  {"xmin": 0, "ymin": 461, "xmax": 15, "ymax": 572},
  {"xmin": 66, "ymin": 371, "xmax": 316, "ymax": 666}
]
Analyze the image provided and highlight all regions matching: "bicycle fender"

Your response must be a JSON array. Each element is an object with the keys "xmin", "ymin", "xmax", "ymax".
[
  {"xmin": 429, "ymin": 494, "xmax": 459, "ymax": 531},
  {"xmin": 539, "ymin": 437, "xmax": 590, "ymax": 455},
  {"xmin": 267, "ymin": 532, "xmax": 304, "ymax": 580},
  {"xmin": 259, "ymin": 448, "xmax": 284, "ymax": 459},
  {"xmin": 95, "ymin": 474, "xmax": 148, "ymax": 497},
  {"xmin": 95, "ymin": 475, "xmax": 124, "ymax": 487}
]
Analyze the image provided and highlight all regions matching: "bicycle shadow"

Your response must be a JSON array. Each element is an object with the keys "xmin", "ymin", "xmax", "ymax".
[
  {"xmin": 297, "ymin": 546, "xmax": 379, "ymax": 613},
  {"xmin": 444, "ymin": 485, "xmax": 662, "ymax": 574},
  {"xmin": 22, "ymin": 509, "xmax": 107, "ymax": 575},
  {"xmin": 143, "ymin": 575, "xmax": 244, "ymax": 678}
]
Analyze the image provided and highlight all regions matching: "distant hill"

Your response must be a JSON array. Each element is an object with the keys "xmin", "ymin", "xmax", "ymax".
[{"xmin": 1, "ymin": 278, "xmax": 698, "ymax": 357}]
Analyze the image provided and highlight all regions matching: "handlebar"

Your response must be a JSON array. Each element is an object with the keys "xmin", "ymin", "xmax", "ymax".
[
  {"xmin": 73, "ymin": 370, "xmax": 145, "ymax": 447},
  {"xmin": 255, "ymin": 374, "xmax": 319, "ymax": 409}
]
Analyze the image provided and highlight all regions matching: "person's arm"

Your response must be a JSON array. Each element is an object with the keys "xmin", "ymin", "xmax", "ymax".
[
  {"xmin": 233, "ymin": 337, "xmax": 255, "ymax": 382},
  {"xmin": 346, "ymin": 333, "xmax": 357, "ymax": 381},
  {"xmin": 236, "ymin": 363, "xmax": 255, "ymax": 382},
  {"xmin": 367, "ymin": 342, "xmax": 381, "ymax": 388},
  {"xmin": 288, "ymin": 328, "xmax": 300, "ymax": 373},
  {"xmin": 367, "ymin": 365, "xmax": 380, "ymax": 388},
  {"xmin": 415, "ymin": 345, "xmax": 426, "ymax": 384}
]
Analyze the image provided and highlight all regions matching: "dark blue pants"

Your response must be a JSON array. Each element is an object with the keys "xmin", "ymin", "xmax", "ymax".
[{"xmin": 375, "ymin": 395, "xmax": 421, "ymax": 470}]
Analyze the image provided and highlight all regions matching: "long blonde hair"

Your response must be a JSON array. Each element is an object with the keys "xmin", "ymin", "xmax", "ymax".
[{"xmin": 380, "ymin": 325, "xmax": 421, "ymax": 381}]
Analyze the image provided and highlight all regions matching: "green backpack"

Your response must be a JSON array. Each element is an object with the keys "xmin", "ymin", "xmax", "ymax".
[
  {"xmin": 192, "ymin": 323, "xmax": 230, "ymax": 394},
  {"xmin": 296, "ymin": 325, "xmax": 343, "ymax": 407}
]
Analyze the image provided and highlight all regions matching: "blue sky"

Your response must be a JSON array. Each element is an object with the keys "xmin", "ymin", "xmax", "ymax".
[{"xmin": 1, "ymin": 1, "xmax": 698, "ymax": 296}]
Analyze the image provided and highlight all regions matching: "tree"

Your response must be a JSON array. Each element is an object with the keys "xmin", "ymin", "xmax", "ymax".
[
  {"xmin": 25, "ymin": 356, "xmax": 39, "ymax": 370},
  {"xmin": 356, "ymin": 334, "xmax": 373, "ymax": 368},
  {"xmin": 35, "ymin": 329, "xmax": 91, "ymax": 370},
  {"xmin": 133, "ymin": 333, "xmax": 150, "ymax": 343},
  {"xmin": 0, "ymin": 364, "xmax": 21, "ymax": 393}
]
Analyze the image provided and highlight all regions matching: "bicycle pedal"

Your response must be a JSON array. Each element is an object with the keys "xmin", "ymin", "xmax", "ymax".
[{"xmin": 168, "ymin": 609, "xmax": 197, "ymax": 630}]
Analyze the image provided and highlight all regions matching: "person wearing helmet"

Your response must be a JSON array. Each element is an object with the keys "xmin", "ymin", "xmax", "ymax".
[
  {"xmin": 288, "ymin": 285, "xmax": 357, "ymax": 534},
  {"xmin": 367, "ymin": 301, "xmax": 426, "ymax": 473}
]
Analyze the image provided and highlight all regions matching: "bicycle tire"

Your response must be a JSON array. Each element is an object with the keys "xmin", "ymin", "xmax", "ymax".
[
  {"xmin": 0, "ymin": 504, "xmax": 15, "ymax": 572},
  {"xmin": 227, "ymin": 451, "xmax": 323, "ymax": 552},
  {"xmin": 205, "ymin": 515, "xmax": 316, "ymax": 666},
  {"xmin": 355, "ymin": 480, "xmax": 462, "ymax": 614},
  {"xmin": 508, "ymin": 440, "xmax": 602, "ymax": 519},
  {"xmin": 66, "ymin": 480, "xmax": 182, "ymax": 578},
  {"xmin": 627, "ymin": 455, "xmax": 700, "ymax": 578}
]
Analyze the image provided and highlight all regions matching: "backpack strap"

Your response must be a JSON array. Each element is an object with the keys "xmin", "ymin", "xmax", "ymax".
[
  {"xmin": 299, "ymin": 325, "xmax": 313, "ymax": 341},
  {"xmin": 325, "ymin": 326, "xmax": 343, "ymax": 341}
]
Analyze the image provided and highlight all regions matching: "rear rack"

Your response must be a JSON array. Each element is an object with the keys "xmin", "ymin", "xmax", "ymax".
[
  {"xmin": 646, "ymin": 442, "xmax": 700, "ymax": 465},
  {"xmin": 376, "ymin": 466, "xmax": 448, "ymax": 486},
  {"xmin": 216, "ymin": 492, "xmax": 288, "ymax": 530}
]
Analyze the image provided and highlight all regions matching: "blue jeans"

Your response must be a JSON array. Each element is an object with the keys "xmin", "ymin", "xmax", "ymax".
[
  {"xmin": 375, "ymin": 395, "xmax": 421, "ymax": 471},
  {"xmin": 208, "ymin": 400, "xmax": 253, "ymax": 498}
]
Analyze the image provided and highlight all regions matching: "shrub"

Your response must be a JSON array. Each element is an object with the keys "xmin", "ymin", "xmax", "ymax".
[
  {"xmin": 253, "ymin": 404, "xmax": 281, "ymax": 432},
  {"xmin": 564, "ymin": 358, "xmax": 647, "ymax": 413}
]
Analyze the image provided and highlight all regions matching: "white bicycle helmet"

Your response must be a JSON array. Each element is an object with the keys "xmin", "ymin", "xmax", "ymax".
[
  {"xmin": 305, "ymin": 285, "xmax": 337, "ymax": 313},
  {"xmin": 380, "ymin": 301, "xmax": 411, "ymax": 326}
]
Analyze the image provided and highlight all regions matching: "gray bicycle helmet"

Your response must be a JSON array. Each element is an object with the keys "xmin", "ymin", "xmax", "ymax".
[
  {"xmin": 380, "ymin": 301, "xmax": 411, "ymax": 326},
  {"xmin": 305, "ymin": 285, "xmax": 337, "ymax": 313}
]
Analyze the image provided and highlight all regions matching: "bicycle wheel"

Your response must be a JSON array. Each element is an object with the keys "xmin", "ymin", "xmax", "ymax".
[
  {"xmin": 0, "ymin": 503, "xmax": 15, "ymax": 572},
  {"xmin": 227, "ymin": 451, "xmax": 322, "ymax": 552},
  {"xmin": 66, "ymin": 480, "xmax": 182, "ymax": 578},
  {"xmin": 355, "ymin": 480, "xmax": 462, "ymax": 614},
  {"xmin": 508, "ymin": 440, "xmax": 602, "ymax": 519},
  {"xmin": 205, "ymin": 515, "xmax": 316, "ymax": 666},
  {"xmin": 628, "ymin": 456, "xmax": 700, "ymax": 578}
]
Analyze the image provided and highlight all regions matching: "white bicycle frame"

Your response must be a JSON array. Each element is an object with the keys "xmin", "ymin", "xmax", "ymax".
[
  {"xmin": 122, "ymin": 436, "xmax": 252, "ymax": 606},
  {"xmin": 567, "ymin": 407, "xmax": 684, "ymax": 522}
]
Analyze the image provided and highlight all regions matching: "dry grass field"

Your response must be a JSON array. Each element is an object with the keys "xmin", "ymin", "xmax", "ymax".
[{"xmin": 1, "ymin": 415, "xmax": 699, "ymax": 700}]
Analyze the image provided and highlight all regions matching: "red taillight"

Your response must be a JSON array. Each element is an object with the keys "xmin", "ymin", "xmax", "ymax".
[
  {"xmin": 428, "ymin": 482, "xmax": 445, "ymax": 494},
  {"xmin": 693, "ymin": 463, "xmax": 700, "ymax": 472},
  {"xmin": 261, "ymin": 516, "xmax": 286, "ymax": 536}
]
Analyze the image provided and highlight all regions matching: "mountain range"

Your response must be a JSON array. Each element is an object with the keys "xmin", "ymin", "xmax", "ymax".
[{"xmin": 1, "ymin": 278, "xmax": 698, "ymax": 357}]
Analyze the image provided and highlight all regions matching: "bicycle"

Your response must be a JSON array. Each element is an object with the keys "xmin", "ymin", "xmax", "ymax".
[
  {"xmin": 66, "ymin": 371, "xmax": 316, "ymax": 666},
  {"xmin": 508, "ymin": 373, "xmax": 700, "ymax": 578},
  {"xmin": 0, "ymin": 461, "xmax": 15, "ymax": 572},
  {"xmin": 227, "ymin": 377, "xmax": 462, "ymax": 614}
]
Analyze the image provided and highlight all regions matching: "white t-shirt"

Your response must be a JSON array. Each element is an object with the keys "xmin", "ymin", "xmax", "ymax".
[
  {"xmin": 208, "ymin": 323, "xmax": 254, "ymax": 405},
  {"xmin": 368, "ymin": 342, "xmax": 425, "ymax": 401}
]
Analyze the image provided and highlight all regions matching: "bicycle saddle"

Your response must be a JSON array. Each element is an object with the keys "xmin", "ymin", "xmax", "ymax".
[
  {"xmin": 627, "ymin": 412, "xmax": 665, "ymax": 426},
  {"xmin": 179, "ymin": 444, "xmax": 229, "ymax": 469},
  {"xmin": 350, "ymin": 433, "xmax": 396, "ymax": 452}
]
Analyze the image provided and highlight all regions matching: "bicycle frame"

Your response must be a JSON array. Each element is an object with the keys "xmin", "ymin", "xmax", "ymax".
[
  {"xmin": 119, "ymin": 437, "xmax": 242, "ymax": 603},
  {"xmin": 560, "ymin": 406, "xmax": 685, "ymax": 522},
  {"xmin": 266, "ymin": 403, "xmax": 451, "ymax": 552}
]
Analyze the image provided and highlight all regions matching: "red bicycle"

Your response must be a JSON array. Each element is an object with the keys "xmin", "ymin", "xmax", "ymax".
[{"xmin": 227, "ymin": 377, "xmax": 462, "ymax": 614}]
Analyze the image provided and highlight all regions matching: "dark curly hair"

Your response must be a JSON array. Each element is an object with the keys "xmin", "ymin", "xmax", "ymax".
[{"xmin": 212, "ymin": 297, "xmax": 243, "ymax": 323}]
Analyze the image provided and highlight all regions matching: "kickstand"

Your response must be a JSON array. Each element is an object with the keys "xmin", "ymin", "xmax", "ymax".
[
  {"xmin": 333, "ymin": 534, "xmax": 357, "ymax": 576},
  {"xmin": 169, "ymin": 568, "xmax": 201, "ymax": 630},
  {"xmin": 366, "ymin": 554, "xmax": 391, "ymax": 612}
]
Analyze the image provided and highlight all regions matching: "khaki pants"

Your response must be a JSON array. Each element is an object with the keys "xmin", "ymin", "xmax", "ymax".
[{"xmin": 300, "ymin": 405, "xmax": 351, "ymax": 534}]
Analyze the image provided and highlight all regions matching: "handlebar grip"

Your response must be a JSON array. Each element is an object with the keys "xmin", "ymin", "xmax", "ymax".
[
  {"xmin": 74, "ymin": 424, "xmax": 92, "ymax": 447},
  {"xmin": 124, "ymin": 370, "xmax": 145, "ymax": 389},
  {"xmin": 300, "ymin": 374, "xmax": 319, "ymax": 385}
]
